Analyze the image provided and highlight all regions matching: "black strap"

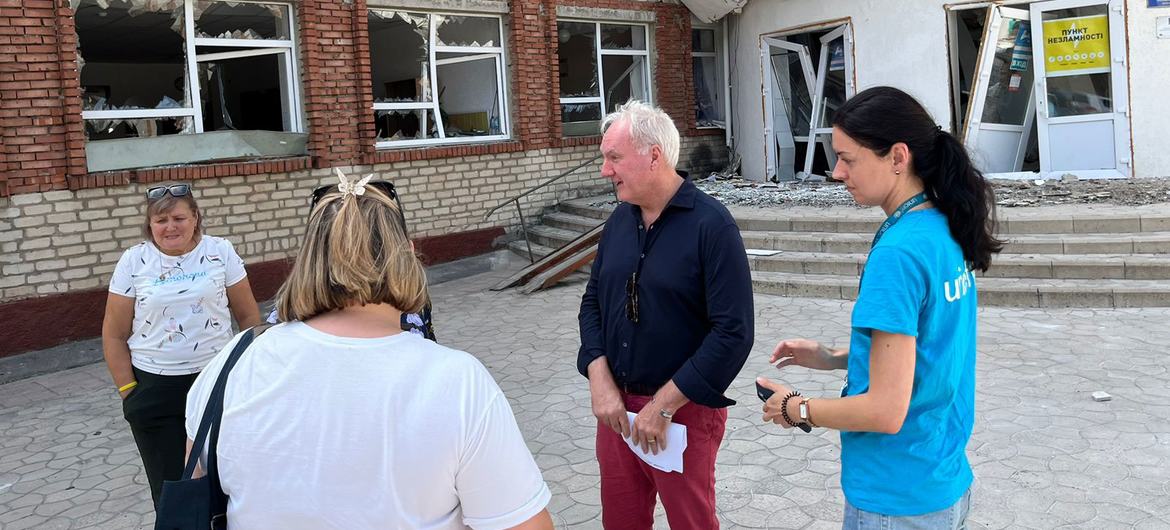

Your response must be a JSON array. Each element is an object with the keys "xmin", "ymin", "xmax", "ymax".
[{"xmin": 180, "ymin": 325, "xmax": 273, "ymax": 496}]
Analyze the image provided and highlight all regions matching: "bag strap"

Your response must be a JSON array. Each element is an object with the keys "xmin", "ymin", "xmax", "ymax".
[{"xmin": 181, "ymin": 324, "xmax": 274, "ymax": 482}]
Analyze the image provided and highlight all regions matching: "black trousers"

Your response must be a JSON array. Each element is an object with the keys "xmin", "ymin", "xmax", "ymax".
[{"xmin": 122, "ymin": 367, "xmax": 199, "ymax": 506}]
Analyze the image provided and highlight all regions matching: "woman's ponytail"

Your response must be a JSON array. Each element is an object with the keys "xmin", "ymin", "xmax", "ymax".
[
  {"xmin": 832, "ymin": 87, "xmax": 1003, "ymax": 272},
  {"xmin": 926, "ymin": 131, "xmax": 1003, "ymax": 272}
]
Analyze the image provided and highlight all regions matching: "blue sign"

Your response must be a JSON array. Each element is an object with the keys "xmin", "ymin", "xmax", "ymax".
[{"xmin": 1150, "ymin": 0, "xmax": 1170, "ymax": 7}]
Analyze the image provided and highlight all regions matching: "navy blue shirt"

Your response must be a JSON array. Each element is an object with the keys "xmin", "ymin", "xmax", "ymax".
[{"xmin": 577, "ymin": 178, "xmax": 754, "ymax": 408}]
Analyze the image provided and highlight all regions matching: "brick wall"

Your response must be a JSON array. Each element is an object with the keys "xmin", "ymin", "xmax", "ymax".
[
  {"xmin": 0, "ymin": 0, "xmax": 729, "ymax": 353},
  {"xmin": 0, "ymin": 0, "xmax": 86, "ymax": 196},
  {"xmin": 0, "ymin": 134, "xmax": 727, "ymax": 302}
]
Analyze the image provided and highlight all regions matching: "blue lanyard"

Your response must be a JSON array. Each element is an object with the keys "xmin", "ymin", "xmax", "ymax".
[
  {"xmin": 860, "ymin": 192, "xmax": 929, "ymax": 286},
  {"xmin": 870, "ymin": 192, "xmax": 929, "ymax": 250}
]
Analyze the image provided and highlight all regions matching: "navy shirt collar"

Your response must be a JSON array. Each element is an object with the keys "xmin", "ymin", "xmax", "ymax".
[{"xmin": 631, "ymin": 172, "xmax": 697, "ymax": 217}]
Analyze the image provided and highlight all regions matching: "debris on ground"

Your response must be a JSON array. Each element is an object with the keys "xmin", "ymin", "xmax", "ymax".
[
  {"xmin": 684, "ymin": 175, "xmax": 1170, "ymax": 209},
  {"xmin": 1091, "ymin": 391, "xmax": 1113, "ymax": 402}
]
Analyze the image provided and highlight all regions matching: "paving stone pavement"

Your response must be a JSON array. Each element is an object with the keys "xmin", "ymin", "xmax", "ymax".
[{"xmin": 2, "ymin": 265, "xmax": 1169, "ymax": 529}]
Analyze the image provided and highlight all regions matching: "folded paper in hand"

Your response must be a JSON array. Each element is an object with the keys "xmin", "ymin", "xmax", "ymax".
[{"xmin": 623, "ymin": 411, "xmax": 687, "ymax": 473}]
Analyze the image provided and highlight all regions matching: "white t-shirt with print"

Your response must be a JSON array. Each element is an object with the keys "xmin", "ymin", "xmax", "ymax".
[
  {"xmin": 185, "ymin": 322, "xmax": 551, "ymax": 530},
  {"xmin": 108, "ymin": 235, "xmax": 248, "ymax": 375}
]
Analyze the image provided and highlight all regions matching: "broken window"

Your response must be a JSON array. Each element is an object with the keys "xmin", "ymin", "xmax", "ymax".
[
  {"xmin": 692, "ymin": 23, "xmax": 726, "ymax": 128},
  {"xmin": 75, "ymin": 0, "xmax": 302, "ymax": 172},
  {"xmin": 369, "ymin": 10, "xmax": 508, "ymax": 147},
  {"xmin": 557, "ymin": 21, "xmax": 651, "ymax": 137},
  {"xmin": 762, "ymin": 24, "xmax": 855, "ymax": 181},
  {"xmin": 194, "ymin": 0, "xmax": 290, "ymax": 40}
]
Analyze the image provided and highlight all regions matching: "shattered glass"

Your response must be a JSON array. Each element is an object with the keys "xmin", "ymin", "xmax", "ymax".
[
  {"xmin": 375, "ymin": 109, "xmax": 436, "ymax": 141},
  {"xmin": 557, "ymin": 21, "xmax": 598, "ymax": 98},
  {"xmin": 601, "ymin": 24, "xmax": 646, "ymax": 51},
  {"xmin": 84, "ymin": 116, "xmax": 192, "ymax": 141},
  {"xmin": 75, "ymin": 0, "xmax": 189, "ymax": 110},
  {"xmin": 195, "ymin": 1, "xmax": 291, "ymax": 40},
  {"xmin": 434, "ymin": 14, "xmax": 499, "ymax": 47},
  {"xmin": 561, "ymin": 103, "xmax": 601, "ymax": 125},
  {"xmin": 72, "ymin": 0, "xmax": 185, "ymax": 33},
  {"xmin": 198, "ymin": 52, "xmax": 289, "ymax": 132},
  {"xmin": 369, "ymin": 10, "xmax": 432, "ymax": 102},
  {"xmin": 434, "ymin": 54, "xmax": 501, "ymax": 137},
  {"xmin": 602, "ymin": 55, "xmax": 647, "ymax": 112}
]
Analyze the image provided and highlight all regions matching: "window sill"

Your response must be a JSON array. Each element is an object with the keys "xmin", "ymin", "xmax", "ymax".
[
  {"xmin": 69, "ymin": 155, "xmax": 312, "ymax": 191},
  {"xmin": 362, "ymin": 140, "xmax": 525, "ymax": 165},
  {"xmin": 553, "ymin": 136, "xmax": 602, "ymax": 148},
  {"xmin": 84, "ymin": 130, "xmax": 309, "ymax": 173},
  {"xmin": 688, "ymin": 128, "xmax": 726, "ymax": 137}
]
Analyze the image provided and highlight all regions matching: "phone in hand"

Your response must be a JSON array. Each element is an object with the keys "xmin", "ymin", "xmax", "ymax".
[{"xmin": 756, "ymin": 381, "xmax": 812, "ymax": 433}]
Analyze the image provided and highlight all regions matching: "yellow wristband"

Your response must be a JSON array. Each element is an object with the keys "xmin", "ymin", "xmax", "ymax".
[{"xmin": 118, "ymin": 381, "xmax": 138, "ymax": 393}]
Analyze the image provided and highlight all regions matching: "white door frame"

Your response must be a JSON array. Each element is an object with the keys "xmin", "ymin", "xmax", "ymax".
[
  {"xmin": 963, "ymin": 6, "xmax": 1037, "ymax": 175},
  {"xmin": 1030, "ymin": 0, "xmax": 1131, "ymax": 178},
  {"xmin": 761, "ymin": 37, "xmax": 816, "ymax": 180},
  {"xmin": 802, "ymin": 24, "xmax": 855, "ymax": 179}
]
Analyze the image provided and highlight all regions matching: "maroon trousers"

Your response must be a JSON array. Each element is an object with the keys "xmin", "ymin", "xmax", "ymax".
[{"xmin": 596, "ymin": 393, "xmax": 728, "ymax": 530}]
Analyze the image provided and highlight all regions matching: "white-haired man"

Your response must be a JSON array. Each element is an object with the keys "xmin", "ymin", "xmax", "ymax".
[{"xmin": 578, "ymin": 101, "xmax": 754, "ymax": 529}]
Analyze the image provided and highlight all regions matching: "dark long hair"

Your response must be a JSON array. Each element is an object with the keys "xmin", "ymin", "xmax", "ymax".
[{"xmin": 832, "ymin": 86, "xmax": 1003, "ymax": 272}]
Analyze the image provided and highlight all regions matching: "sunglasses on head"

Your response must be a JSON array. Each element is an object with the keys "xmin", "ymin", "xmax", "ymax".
[
  {"xmin": 146, "ymin": 184, "xmax": 191, "ymax": 201},
  {"xmin": 309, "ymin": 180, "xmax": 409, "ymax": 234}
]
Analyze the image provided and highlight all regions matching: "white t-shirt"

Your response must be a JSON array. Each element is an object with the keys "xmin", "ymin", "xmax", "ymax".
[
  {"xmin": 185, "ymin": 322, "xmax": 551, "ymax": 530},
  {"xmin": 108, "ymin": 236, "xmax": 248, "ymax": 375}
]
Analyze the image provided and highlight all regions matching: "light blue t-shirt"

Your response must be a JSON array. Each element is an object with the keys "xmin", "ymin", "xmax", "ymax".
[{"xmin": 841, "ymin": 208, "xmax": 976, "ymax": 515}]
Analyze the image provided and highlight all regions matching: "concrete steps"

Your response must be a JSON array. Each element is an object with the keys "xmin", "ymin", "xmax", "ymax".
[
  {"xmin": 740, "ymin": 231, "xmax": 1170, "ymax": 255},
  {"xmin": 506, "ymin": 195, "xmax": 1170, "ymax": 307},
  {"xmin": 751, "ymin": 271, "xmax": 1170, "ymax": 308},
  {"xmin": 747, "ymin": 251, "xmax": 1170, "ymax": 280}
]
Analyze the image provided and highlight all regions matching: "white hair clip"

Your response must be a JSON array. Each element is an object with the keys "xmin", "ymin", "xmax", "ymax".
[{"xmin": 335, "ymin": 168, "xmax": 374, "ymax": 197}]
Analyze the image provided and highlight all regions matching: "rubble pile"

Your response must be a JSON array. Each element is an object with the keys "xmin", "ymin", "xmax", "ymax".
[{"xmin": 688, "ymin": 175, "xmax": 1170, "ymax": 209}]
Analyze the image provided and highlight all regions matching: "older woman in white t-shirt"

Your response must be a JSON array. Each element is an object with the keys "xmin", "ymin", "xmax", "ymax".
[
  {"xmin": 102, "ymin": 183, "xmax": 260, "ymax": 506},
  {"xmin": 184, "ymin": 173, "xmax": 553, "ymax": 530}
]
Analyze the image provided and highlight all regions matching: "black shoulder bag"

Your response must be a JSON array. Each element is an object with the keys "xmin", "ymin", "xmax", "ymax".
[{"xmin": 154, "ymin": 324, "xmax": 271, "ymax": 530}]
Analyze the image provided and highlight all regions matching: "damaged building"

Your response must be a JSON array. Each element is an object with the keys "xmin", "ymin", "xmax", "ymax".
[
  {"xmin": 0, "ymin": 0, "xmax": 732, "ymax": 355},
  {"xmin": 2, "ymin": 0, "xmax": 1167, "ymax": 356},
  {"xmin": 729, "ymin": 0, "xmax": 1169, "ymax": 182}
]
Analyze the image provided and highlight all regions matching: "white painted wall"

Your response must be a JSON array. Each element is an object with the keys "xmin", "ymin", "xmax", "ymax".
[
  {"xmin": 1125, "ymin": 1, "xmax": 1170, "ymax": 178},
  {"xmin": 728, "ymin": 0, "xmax": 956, "ymax": 180}
]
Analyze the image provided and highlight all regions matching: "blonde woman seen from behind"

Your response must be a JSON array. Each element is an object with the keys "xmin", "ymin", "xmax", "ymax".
[{"xmin": 183, "ymin": 173, "xmax": 554, "ymax": 530}]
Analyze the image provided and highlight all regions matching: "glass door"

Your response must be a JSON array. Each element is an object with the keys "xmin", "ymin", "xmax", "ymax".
[
  {"xmin": 1030, "ymin": 0, "xmax": 1131, "ymax": 178},
  {"xmin": 803, "ymin": 24, "xmax": 855, "ymax": 179},
  {"xmin": 963, "ymin": 6, "xmax": 1037, "ymax": 174},
  {"xmin": 762, "ymin": 37, "xmax": 815, "ymax": 181}
]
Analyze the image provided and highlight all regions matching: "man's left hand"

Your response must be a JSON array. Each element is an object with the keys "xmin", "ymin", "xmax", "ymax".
[{"xmin": 631, "ymin": 405, "xmax": 670, "ymax": 455}]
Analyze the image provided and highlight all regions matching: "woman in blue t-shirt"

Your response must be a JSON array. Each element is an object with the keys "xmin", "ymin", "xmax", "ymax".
[{"xmin": 757, "ymin": 86, "xmax": 1002, "ymax": 528}]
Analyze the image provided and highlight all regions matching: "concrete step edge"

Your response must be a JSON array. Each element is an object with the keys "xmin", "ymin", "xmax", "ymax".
[{"xmin": 750, "ymin": 271, "xmax": 1170, "ymax": 307}]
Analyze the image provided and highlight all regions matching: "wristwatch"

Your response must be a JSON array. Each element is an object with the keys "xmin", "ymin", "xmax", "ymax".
[
  {"xmin": 659, "ymin": 408, "xmax": 674, "ymax": 421},
  {"xmin": 798, "ymin": 398, "xmax": 814, "ymax": 427}
]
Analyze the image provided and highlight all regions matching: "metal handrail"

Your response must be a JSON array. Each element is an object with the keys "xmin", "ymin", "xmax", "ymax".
[{"xmin": 482, "ymin": 154, "xmax": 605, "ymax": 264}]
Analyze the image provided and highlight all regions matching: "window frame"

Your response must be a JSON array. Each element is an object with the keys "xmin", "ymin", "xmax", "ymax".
[
  {"xmin": 557, "ymin": 19, "xmax": 653, "ymax": 137},
  {"xmin": 77, "ymin": 0, "xmax": 303, "ymax": 140},
  {"xmin": 691, "ymin": 20, "xmax": 728, "ymax": 130},
  {"xmin": 368, "ymin": 10, "xmax": 511, "ymax": 149}
]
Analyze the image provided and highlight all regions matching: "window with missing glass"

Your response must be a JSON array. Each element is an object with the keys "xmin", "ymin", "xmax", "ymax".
[
  {"xmin": 73, "ymin": 0, "xmax": 303, "ymax": 172},
  {"xmin": 692, "ymin": 24, "xmax": 726, "ymax": 128},
  {"xmin": 368, "ymin": 10, "xmax": 509, "ymax": 148},
  {"xmin": 557, "ymin": 20, "xmax": 651, "ymax": 137}
]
